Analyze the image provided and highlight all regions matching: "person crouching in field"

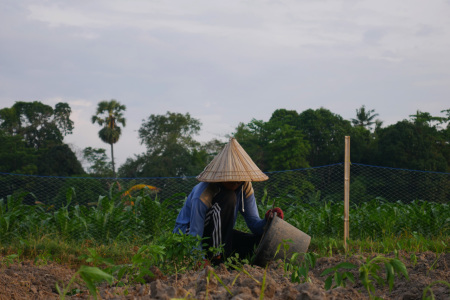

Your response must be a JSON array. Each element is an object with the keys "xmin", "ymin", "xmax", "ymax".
[{"xmin": 173, "ymin": 138, "xmax": 283, "ymax": 264}]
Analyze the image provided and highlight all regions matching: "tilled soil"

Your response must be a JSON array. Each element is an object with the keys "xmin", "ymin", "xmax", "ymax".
[{"xmin": 0, "ymin": 251, "xmax": 448, "ymax": 299}]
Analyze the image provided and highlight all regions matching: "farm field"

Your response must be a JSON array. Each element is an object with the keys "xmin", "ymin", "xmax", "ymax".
[
  {"xmin": 0, "ymin": 190, "xmax": 449, "ymax": 299},
  {"xmin": 0, "ymin": 251, "xmax": 448, "ymax": 299}
]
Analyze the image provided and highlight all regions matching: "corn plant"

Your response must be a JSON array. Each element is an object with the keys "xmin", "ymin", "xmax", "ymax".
[{"xmin": 0, "ymin": 193, "xmax": 43, "ymax": 243}]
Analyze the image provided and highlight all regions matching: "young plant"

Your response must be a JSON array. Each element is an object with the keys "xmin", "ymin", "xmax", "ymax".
[
  {"xmin": 260, "ymin": 267, "xmax": 268, "ymax": 300},
  {"xmin": 1, "ymin": 254, "xmax": 19, "ymax": 268},
  {"xmin": 205, "ymin": 268, "xmax": 234, "ymax": 299},
  {"xmin": 320, "ymin": 262, "xmax": 357, "ymax": 290},
  {"xmin": 224, "ymin": 253, "xmax": 249, "ymax": 270},
  {"xmin": 422, "ymin": 280, "xmax": 450, "ymax": 300},
  {"xmin": 288, "ymin": 252, "xmax": 317, "ymax": 284},
  {"xmin": 358, "ymin": 255, "xmax": 409, "ymax": 300},
  {"xmin": 56, "ymin": 265, "xmax": 114, "ymax": 300},
  {"xmin": 410, "ymin": 253, "xmax": 418, "ymax": 267},
  {"xmin": 78, "ymin": 247, "xmax": 115, "ymax": 267},
  {"xmin": 273, "ymin": 238, "xmax": 293, "ymax": 275}
]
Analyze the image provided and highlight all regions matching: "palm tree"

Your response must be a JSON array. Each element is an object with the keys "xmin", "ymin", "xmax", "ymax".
[
  {"xmin": 91, "ymin": 100, "xmax": 126, "ymax": 177},
  {"xmin": 351, "ymin": 105, "xmax": 380, "ymax": 130}
]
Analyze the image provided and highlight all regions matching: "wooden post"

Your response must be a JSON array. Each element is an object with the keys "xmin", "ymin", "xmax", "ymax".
[{"xmin": 344, "ymin": 136, "xmax": 350, "ymax": 251}]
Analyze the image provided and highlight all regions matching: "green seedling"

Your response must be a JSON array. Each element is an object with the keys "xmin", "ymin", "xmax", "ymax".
[
  {"xmin": 1, "ymin": 254, "xmax": 19, "ymax": 268},
  {"xmin": 56, "ymin": 265, "xmax": 114, "ymax": 300},
  {"xmin": 260, "ymin": 267, "xmax": 267, "ymax": 300},
  {"xmin": 79, "ymin": 247, "xmax": 115, "ymax": 267},
  {"xmin": 273, "ymin": 239, "xmax": 294, "ymax": 276},
  {"xmin": 34, "ymin": 252, "xmax": 52, "ymax": 266},
  {"xmin": 228, "ymin": 263, "xmax": 260, "ymax": 284},
  {"xmin": 320, "ymin": 262, "xmax": 357, "ymax": 290},
  {"xmin": 410, "ymin": 253, "xmax": 418, "ymax": 267},
  {"xmin": 422, "ymin": 280, "xmax": 450, "ymax": 300},
  {"xmin": 206, "ymin": 268, "xmax": 233, "ymax": 298},
  {"xmin": 224, "ymin": 253, "xmax": 249, "ymax": 270},
  {"xmin": 428, "ymin": 253, "xmax": 442, "ymax": 273},
  {"xmin": 359, "ymin": 255, "xmax": 409, "ymax": 300},
  {"xmin": 287, "ymin": 252, "xmax": 317, "ymax": 284}
]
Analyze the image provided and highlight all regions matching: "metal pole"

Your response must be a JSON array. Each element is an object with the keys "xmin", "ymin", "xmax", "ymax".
[{"xmin": 344, "ymin": 136, "xmax": 350, "ymax": 251}]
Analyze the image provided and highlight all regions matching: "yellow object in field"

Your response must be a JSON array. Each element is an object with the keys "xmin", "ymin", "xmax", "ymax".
[{"xmin": 122, "ymin": 184, "xmax": 160, "ymax": 198}]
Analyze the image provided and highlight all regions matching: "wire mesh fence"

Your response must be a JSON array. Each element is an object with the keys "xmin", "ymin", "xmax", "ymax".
[{"xmin": 0, "ymin": 163, "xmax": 448, "ymax": 245}]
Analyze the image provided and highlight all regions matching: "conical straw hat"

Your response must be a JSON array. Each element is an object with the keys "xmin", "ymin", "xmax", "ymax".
[{"xmin": 197, "ymin": 138, "xmax": 269, "ymax": 182}]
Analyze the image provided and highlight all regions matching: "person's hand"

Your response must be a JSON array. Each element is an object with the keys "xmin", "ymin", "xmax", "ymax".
[{"xmin": 265, "ymin": 207, "xmax": 284, "ymax": 220}]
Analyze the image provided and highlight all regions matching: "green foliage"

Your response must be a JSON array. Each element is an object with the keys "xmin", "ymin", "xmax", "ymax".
[
  {"xmin": 0, "ymin": 101, "xmax": 82, "ymax": 178},
  {"xmin": 1, "ymin": 254, "xmax": 20, "ymax": 268},
  {"xmin": 0, "ymin": 193, "xmax": 45, "ymax": 243},
  {"xmin": 233, "ymin": 112, "xmax": 310, "ymax": 172},
  {"xmin": 351, "ymin": 105, "xmax": 380, "ymax": 130},
  {"xmin": 0, "ymin": 101, "xmax": 74, "ymax": 149},
  {"xmin": 91, "ymin": 99, "xmax": 127, "ymax": 177},
  {"xmin": 358, "ymin": 255, "xmax": 409, "ymax": 299},
  {"xmin": 376, "ymin": 119, "xmax": 448, "ymax": 172},
  {"xmin": 37, "ymin": 145, "xmax": 85, "ymax": 176},
  {"xmin": 422, "ymin": 281, "xmax": 450, "ymax": 300},
  {"xmin": 288, "ymin": 252, "xmax": 317, "ymax": 284},
  {"xmin": 126, "ymin": 111, "xmax": 207, "ymax": 177},
  {"xmin": 56, "ymin": 265, "xmax": 114, "ymax": 300},
  {"xmin": 273, "ymin": 239, "xmax": 317, "ymax": 283},
  {"xmin": 0, "ymin": 132, "xmax": 38, "ymax": 174},
  {"xmin": 297, "ymin": 107, "xmax": 354, "ymax": 166},
  {"xmin": 320, "ymin": 262, "xmax": 357, "ymax": 290},
  {"xmin": 82, "ymin": 147, "xmax": 113, "ymax": 176},
  {"xmin": 153, "ymin": 232, "xmax": 204, "ymax": 273}
]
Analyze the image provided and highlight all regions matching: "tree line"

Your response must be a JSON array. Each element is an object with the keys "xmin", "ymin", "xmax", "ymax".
[{"xmin": 0, "ymin": 100, "xmax": 449, "ymax": 179}]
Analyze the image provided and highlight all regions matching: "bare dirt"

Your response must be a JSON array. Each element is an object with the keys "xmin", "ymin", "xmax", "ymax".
[{"xmin": 0, "ymin": 251, "xmax": 448, "ymax": 299}]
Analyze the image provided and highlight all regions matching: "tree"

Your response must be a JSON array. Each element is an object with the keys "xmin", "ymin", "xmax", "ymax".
[
  {"xmin": 233, "ymin": 111, "xmax": 310, "ymax": 171},
  {"xmin": 376, "ymin": 119, "xmax": 448, "ymax": 172},
  {"xmin": 298, "ymin": 108, "xmax": 354, "ymax": 166},
  {"xmin": 0, "ymin": 130, "xmax": 38, "ymax": 174},
  {"xmin": 138, "ymin": 111, "xmax": 201, "ymax": 155},
  {"xmin": 91, "ymin": 99, "xmax": 126, "ymax": 177},
  {"xmin": 37, "ymin": 144, "xmax": 85, "ymax": 176},
  {"xmin": 82, "ymin": 147, "xmax": 113, "ymax": 177},
  {"xmin": 0, "ymin": 101, "xmax": 74, "ymax": 149},
  {"xmin": 119, "ymin": 111, "xmax": 207, "ymax": 178},
  {"xmin": 351, "ymin": 105, "xmax": 380, "ymax": 131}
]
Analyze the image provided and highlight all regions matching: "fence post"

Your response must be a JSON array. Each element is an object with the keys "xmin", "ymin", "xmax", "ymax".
[{"xmin": 344, "ymin": 136, "xmax": 350, "ymax": 251}]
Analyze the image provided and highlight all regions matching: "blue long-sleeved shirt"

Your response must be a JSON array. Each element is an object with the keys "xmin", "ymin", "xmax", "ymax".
[{"xmin": 173, "ymin": 182, "xmax": 266, "ymax": 239}]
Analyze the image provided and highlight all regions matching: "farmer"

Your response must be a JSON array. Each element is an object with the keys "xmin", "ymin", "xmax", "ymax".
[{"xmin": 173, "ymin": 138, "xmax": 283, "ymax": 263}]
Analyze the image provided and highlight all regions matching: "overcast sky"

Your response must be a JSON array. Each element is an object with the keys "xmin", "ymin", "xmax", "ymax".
[{"xmin": 1, "ymin": 0, "xmax": 449, "ymax": 168}]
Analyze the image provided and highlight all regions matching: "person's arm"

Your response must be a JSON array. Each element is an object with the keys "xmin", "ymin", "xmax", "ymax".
[
  {"xmin": 188, "ymin": 197, "xmax": 208, "ymax": 239},
  {"xmin": 242, "ymin": 192, "xmax": 267, "ymax": 235}
]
